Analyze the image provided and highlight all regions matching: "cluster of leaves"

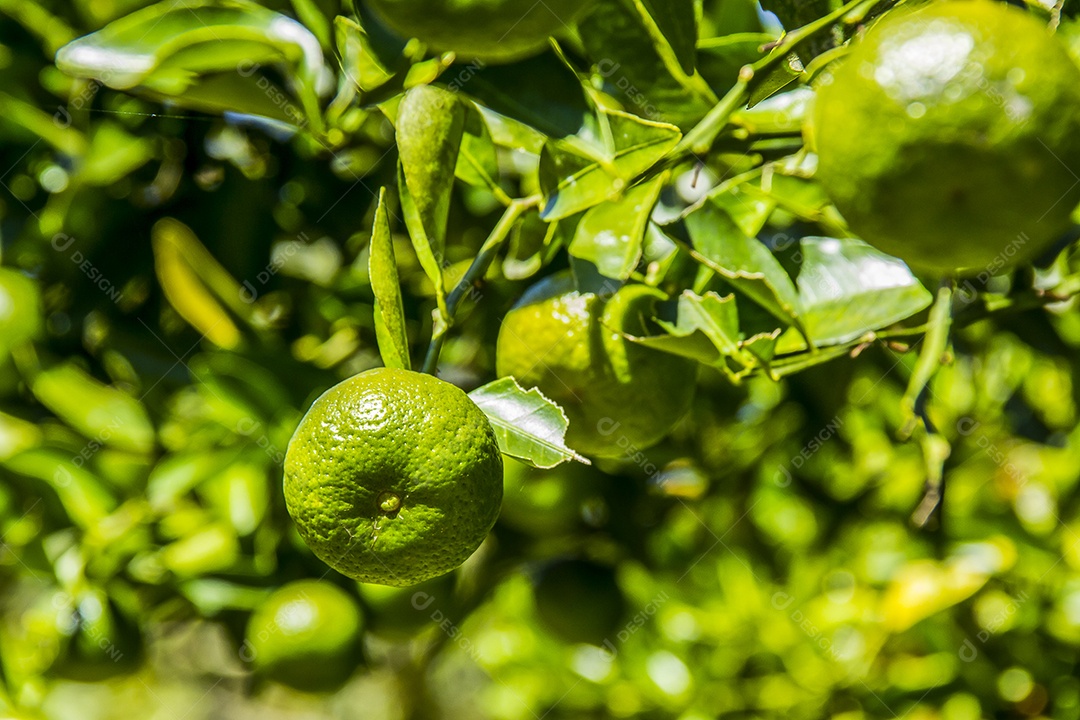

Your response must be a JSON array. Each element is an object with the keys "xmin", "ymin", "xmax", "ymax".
[{"xmin": 1, "ymin": 0, "xmax": 1080, "ymax": 718}]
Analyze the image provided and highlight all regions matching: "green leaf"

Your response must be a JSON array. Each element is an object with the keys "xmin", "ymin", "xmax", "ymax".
[
  {"xmin": 369, "ymin": 188, "xmax": 411, "ymax": 370},
  {"xmin": 503, "ymin": 210, "xmax": 557, "ymax": 281},
  {"xmin": 289, "ymin": 0, "xmax": 331, "ymax": 50},
  {"xmin": 334, "ymin": 15, "xmax": 394, "ymax": 93},
  {"xmin": 3, "ymin": 450, "xmax": 116, "ymax": 529},
  {"xmin": 746, "ymin": 51, "xmax": 805, "ymax": 107},
  {"xmin": 683, "ymin": 202, "xmax": 803, "ymax": 328},
  {"xmin": 697, "ymin": 33, "xmax": 773, "ymax": 95},
  {"xmin": 396, "ymin": 84, "xmax": 466, "ymax": 265},
  {"xmin": 730, "ymin": 86, "xmax": 813, "ymax": 135},
  {"xmin": 152, "ymin": 218, "xmax": 246, "ymax": 349},
  {"xmin": 469, "ymin": 377, "xmax": 589, "ymax": 469},
  {"xmin": 631, "ymin": 290, "xmax": 757, "ymax": 381},
  {"xmin": 705, "ymin": 173, "xmax": 773, "ymax": 237},
  {"xmin": 80, "ymin": 121, "xmax": 154, "ymax": 187},
  {"xmin": 540, "ymin": 109, "xmax": 681, "ymax": 221},
  {"xmin": 774, "ymin": 237, "xmax": 933, "ymax": 353},
  {"xmin": 569, "ymin": 174, "xmax": 666, "ymax": 280},
  {"xmin": 664, "ymin": 291, "xmax": 751, "ymax": 360},
  {"xmin": 31, "ymin": 363, "xmax": 155, "ymax": 454},
  {"xmin": 464, "ymin": 53, "xmax": 592, "ymax": 139},
  {"xmin": 455, "ymin": 103, "xmax": 501, "ymax": 192},
  {"xmin": 579, "ymin": 0, "xmax": 713, "ymax": 127},
  {"xmin": 638, "ymin": 0, "xmax": 698, "ymax": 75},
  {"xmin": 55, "ymin": 0, "xmax": 325, "ymax": 124}
]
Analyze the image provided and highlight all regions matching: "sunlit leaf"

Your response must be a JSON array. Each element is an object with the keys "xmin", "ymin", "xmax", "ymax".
[
  {"xmin": 369, "ymin": 187, "xmax": 411, "ymax": 370},
  {"xmin": 569, "ymin": 174, "xmax": 665, "ymax": 280},
  {"xmin": 540, "ymin": 109, "xmax": 681, "ymax": 221},
  {"xmin": 683, "ymin": 201, "xmax": 802, "ymax": 327},
  {"xmin": 775, "ymin": 237, "xmax": 933, "ymax": 353},
  {"xmin": 396, "ymin": 84, "xmax": 465, "ymax": 266},
  {"xmin": 31, "ymin": 363, "xmax": 155, "ymax": 454},
  {"xmin": 455, "ymin": 103, "xmax": 501, "ymax": 192},
  {"xmin": 3, "ymin": 450, "xmax": 116, "ymax": 529},
  {"xmin": 334, "ymin": 16, "xmax": 395, "ymax": 92},
  {"xmin": 152, "ymin": 218, "xmax": 244, "ymax": 350},
  {"xmin": 469, "ymin": 377, "xmax": 589, "ymax": 468},
  {"xmin": 55, "ymin": 0, "xmax": 323, "ymax": 88}
]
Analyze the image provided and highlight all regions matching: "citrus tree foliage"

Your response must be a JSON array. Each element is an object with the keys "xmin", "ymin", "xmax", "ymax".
[{"xmin": 0, "ymin": 0, "xmax": 1078, "ymax": 718}]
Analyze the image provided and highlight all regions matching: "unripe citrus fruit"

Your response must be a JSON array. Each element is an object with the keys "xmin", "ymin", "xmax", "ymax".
[
  {"xmin": 365, "ymin": 0, "xmax": 594, "ymax": 63},
  {"xmin": 810, "ymin": 1, "xmax": 1080, "ymax": 274},
  {"xmin": 533, "ymin": 559, "xmax": 625, "ymax": 646},
  {"xmin": 496, "ymin": 273, "xmax": 695, "ymax": 458},
  {"xmin": 245, "ymin": 580, "xmax": 362, "ymax": 691},
  {"xmin": 284, "ymin": 368, "xmax": 503, "ymax": 587}
]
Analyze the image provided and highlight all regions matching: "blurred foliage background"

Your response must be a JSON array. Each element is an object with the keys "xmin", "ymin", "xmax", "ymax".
[{"xmin": 2, "ymin": 0, "xmax": 1080, "ymax": 718}]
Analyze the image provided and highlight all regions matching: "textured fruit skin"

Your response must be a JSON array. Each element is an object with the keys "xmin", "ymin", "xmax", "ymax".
[
  {"xmin": 533, "ymin": 560, "xmax": 625, "ymax": 646},
  {"xmin": 365, "ymin": 0, "xmax": 594, "ymax": 63},
  {"xmin": 245, "ymin": 580, "xmax": 362, "ymax": 691},
  {"xmin": 284, "ymin": 368, "xmax": 503, "ymax": 587},
  {"xmin": 496, "ymin": 273, "xmax": 695, "ymax": 459},
  {"xmin": 811, "ymin": 1, "xmax": 1080, "ymax": 274}
]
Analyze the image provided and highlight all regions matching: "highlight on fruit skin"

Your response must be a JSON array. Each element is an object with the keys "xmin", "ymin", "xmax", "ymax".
[
  {"xmin": 808, "ymin": 0, "xmax": 1080, "ymax": 275},
  {"xmin": 364, "ymin": 0, "xmax": 596, "ymax": 63},
  {"xmin": 283, "ymin": 367, "xmax": 504, "ymax": 587},
  {"xmin": 496, "ymin": 272, "xmax": 696, "ymax": 459}
]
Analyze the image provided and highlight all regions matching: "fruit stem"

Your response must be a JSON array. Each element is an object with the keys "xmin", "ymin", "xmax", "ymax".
[{"xmin": 421, "ymin": 196, "xmax": 537, "ymax": 374}]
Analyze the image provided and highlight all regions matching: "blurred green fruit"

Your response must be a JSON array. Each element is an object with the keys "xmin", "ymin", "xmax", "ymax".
[
  {"xmin": 497, "ymin": 273, "xmax": 695, "ymax": 459},
  {"xmin": 810, "ymin": 0, "xmax": 1080, "ymax": 274},
  {"xmin": 533, "ymin": 559, "xmax": 625, "ymax": 646},
  {"xmin": 366, "ymin": 0, "xmax": 595, "ymax": 63},
  {"xmin": 245, "ymin": 580, "xmax": 363, "ymax": 692}
]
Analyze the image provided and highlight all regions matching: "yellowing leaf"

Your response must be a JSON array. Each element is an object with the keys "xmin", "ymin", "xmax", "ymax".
[
  {"xmin": 152, "ymin": 218, "xmax": 242, "ymax": 349},
  {"xmin": 880, "ymin": 552, "xmax": 1002, "ymax": 633}
]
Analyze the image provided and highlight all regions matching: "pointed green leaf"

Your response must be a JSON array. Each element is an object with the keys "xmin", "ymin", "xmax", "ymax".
[
  {"xmin": 334, "ymin": 15, "xmax": 394, "ymax": 92},
  {"xmin": 540, "ymin": 109, "xmax": 681, "ymax": 221},
  {"xmin": 396, "ymin": 84, "xmax": 466, "ymax": 264},
  {"xmin": 464, "ymin": 53, "xmax": 592, "ymax": 139},
  {"xmin": 398, "ymin": 163, "xmax": 446, "ymax": 301},
  {"xmin": 369, "ymin": 188, "xmax": 411, "ymax": 370},
  {"xmin": 637, "ymin": 0, "xmax": 698, "ymax": 75},
  {"xmin": 3, "ymin": 450, "xmax": 116, "ymax": 529},
  {"xmin": 747, "ymin": 51, "xmax": 805, "ymax": 107},
  {"xmin": 469, "ymin": 377, "xmax": 589, "ymax": 469},
  {"xmin": 503, "ymin": 210, "xmax": 557, "ymax": 281},
  {"xmin": 31, "ymin": 363, "xmax": 155, "ymax": 454},
  {"xmin": 683, "ymin": 202, "xmax": 802, "ymax": 327},
  {"xmin": 569, "ymin": 174, "xmax": 665, "ymax": 280},
  {"xmin": 55, "ymin": 0, "xmax": 325, "ymax": 122},
  {"xmin": 455, "ymin": 103, "xmax": 501, "ymax": 192},
  {"xmin": 578, "ymin": 0, "xmax": 713, "ymax": 127},
  {"xmin": 775, "ymin": 236, "xmax": 933, "ymax": 353},
  {"xmin": 697, "ymin": 33, "xmax": 773, "ymax": 96},
  {"xmin": 633, "ymin": 291, "xmax": 757, "ymax": 380}
]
